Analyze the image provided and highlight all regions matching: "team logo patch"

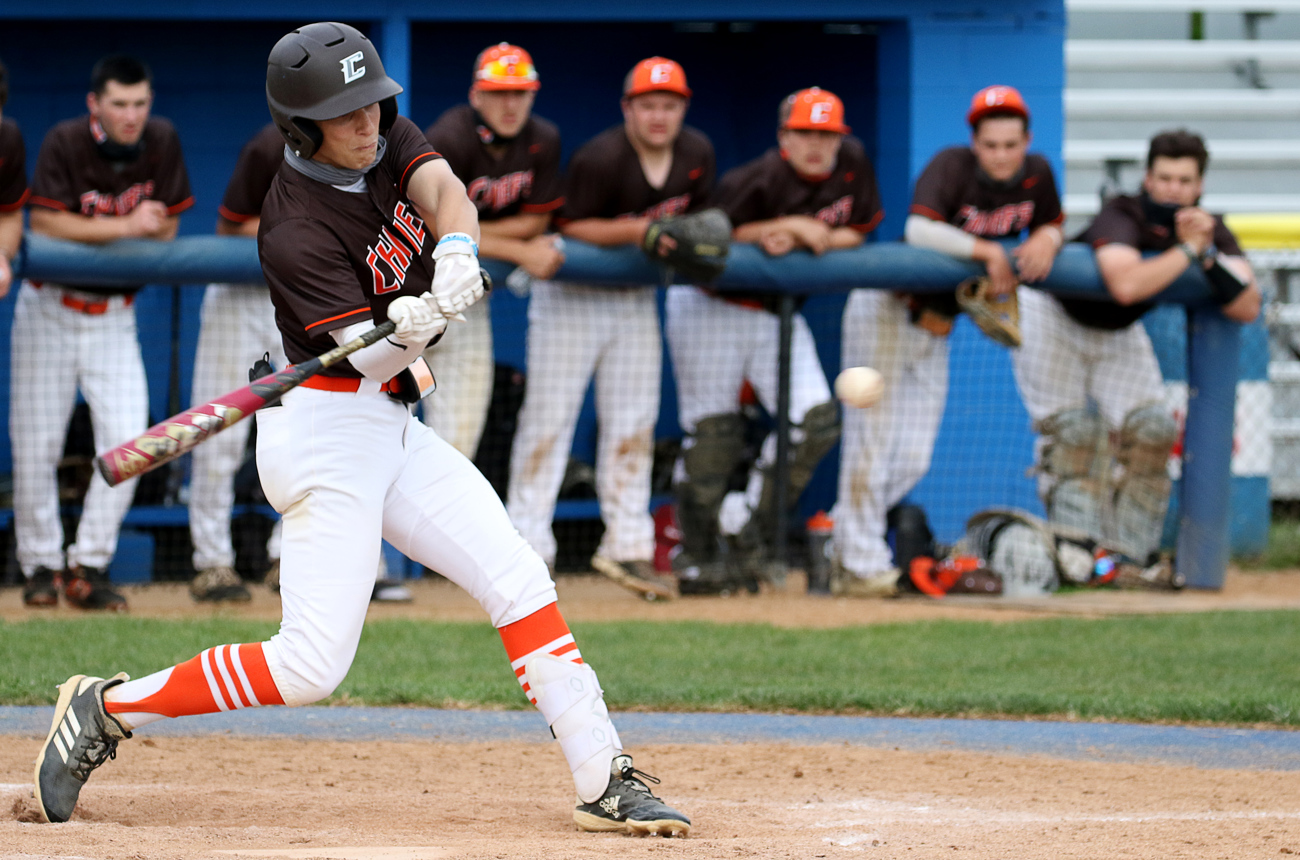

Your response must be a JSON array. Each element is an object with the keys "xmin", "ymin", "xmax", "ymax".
[{"xmin": 341, "ymin": 51, "xmax": 366, "ymax": 84}]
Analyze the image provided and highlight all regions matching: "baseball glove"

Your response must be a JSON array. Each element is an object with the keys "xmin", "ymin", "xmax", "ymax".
[
  {"xmin": 642, "ymin": 208, "xmax": 732, "ymax": 283},
  {"xmin": 956, "ymin": 277, "xmax": 1021, "ymax": 348}
]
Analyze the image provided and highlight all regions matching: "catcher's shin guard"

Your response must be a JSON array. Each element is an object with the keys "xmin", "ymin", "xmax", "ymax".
[
  {"xmin": 1112, "ymin": 404, "xmax": 1177, "ymax": 562},
  {"xmin": 527, "ymin": 654, "xmax": 621, "ymax": 803},
  {"xmin": 674, "ymin": 413, "xmax": 747, "ymax": 563},
  {"xmin": 1036, "ymin": 408, "xmax": 1109, "ymax": 543}
]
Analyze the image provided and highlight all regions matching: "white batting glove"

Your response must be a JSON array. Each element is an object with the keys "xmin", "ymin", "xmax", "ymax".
[
  {"xmin": 387, "ymin": 294, "xmax": 447, "ymax": 348},
  {"xmin": 431, "ymin": 232, "xmax": 486, "ymax": 318}
]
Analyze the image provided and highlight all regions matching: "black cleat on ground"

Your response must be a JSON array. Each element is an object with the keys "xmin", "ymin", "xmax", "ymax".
[
  {"xmin": 33, "ymin": 673, "xmax": 132, "ymax": 823},
  {"xmin": 22, "ymin": 567, "xmax": 60, "ymax": 608},
  {"xmin": 574, "ymin": 755, "xmax": 691, "ymax": 837},
  {"xmin": 63, "ymin": 567, "xmax": 127, "ymax": 611}
]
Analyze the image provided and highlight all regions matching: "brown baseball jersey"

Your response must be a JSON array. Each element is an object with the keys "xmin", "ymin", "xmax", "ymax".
[
  {"xmin": 29, "ymin": 116, "xmax": 194, "ymax": 294},
  {"xmin": 218, "ymin": 123, "xmax": 285, "ymax": 225},
  {"xmin": 556, "ymin": 125, "xmax": 714, "ymax": 225},
  {"xmin": 0, "ymin": 118, "xmax": 29, "ymax": 213},
  {"xmin": 424, "ymin": 104, "xmax": 562, "ymax": 222},
  {"xmin": 1069, "ymin": 193, "xmax": 1244, "ymax": 330},
  {"xmin": 259, "ymin": 116, "xmax": 444, "ymax": 375},
  {"xmin": 910, "ymin": 147, "xmax": 1062, "ymax": 238},
  {"xmin": 716, "ymin": 138, "xmax": 883, "ymax": 234}
]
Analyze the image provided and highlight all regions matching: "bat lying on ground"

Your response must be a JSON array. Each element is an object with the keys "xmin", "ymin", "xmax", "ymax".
[{"xmin": 95, "ymin": 320, "xmax": 398, "ymax": 487}]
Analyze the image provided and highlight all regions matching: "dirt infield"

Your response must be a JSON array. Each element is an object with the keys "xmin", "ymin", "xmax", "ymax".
[
  {"xmin": 4, "ymin": 569, "xmax": 1299, "ymax": 858},
  {"xmin": 4, "ymin": 737, "xmax": 1300, "ymax": 859},
  {"xmin": 4, "ymin": 566, "xmax": 1300, "ymax": 626}
]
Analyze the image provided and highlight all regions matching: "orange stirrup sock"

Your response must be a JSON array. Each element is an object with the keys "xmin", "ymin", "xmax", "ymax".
[
  {"xmin": 104, "ymin": 643, "xmax": 284, "ymax": 728},
  {"xmin": 498, "ymin": 602, "xmax": 582, "ymax": 703}
]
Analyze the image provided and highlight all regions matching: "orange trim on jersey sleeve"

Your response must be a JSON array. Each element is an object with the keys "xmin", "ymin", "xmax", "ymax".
[
  {"xmin": 28, "ymin": 195, "xmax": 69, "ymax": 212},
  {"xmin": 0, "ymin": 188, "xmax": 30, "ymax": 212},
  {"xmin": 520, "ymin": 196, "xmax": 564, "ymax": 214},
  {"xmin": 850, "ymin": 209, "xmax": 885, "ymax": 234},
  {"xmin": 1047, "ymin": 212, "xmax": 1065, "ymax": 227},
  {"xmin": 400, "ymin": 152, "xmax": 441, "ymax": 193},
  {"xmin": 552, "ymin": 216, "xmax": 573, "ymax": 228},
  {"xmin": 304, "ymin": 306, "xmax": 371, "ymax": 332},
  {"xmin": 218, "ymin": 204, "xmax": 257, "ymax": 223},
  {"xmin": 909, "ymin": 204, "xmax": 946, "ymax": 221},
  {"xmin": 166, "ymin": 196, "xmax": 196, "ymax": 216}
]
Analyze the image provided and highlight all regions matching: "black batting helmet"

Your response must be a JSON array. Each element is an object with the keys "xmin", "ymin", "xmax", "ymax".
[{"xmin": 266, "ymin": 22, "xmax": 403, "ymax": 158}]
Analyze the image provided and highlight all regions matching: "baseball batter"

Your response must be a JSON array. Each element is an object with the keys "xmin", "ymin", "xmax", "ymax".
[
  {"xmin": 187, "ymin": 123, "xmax": 286, "ymax": 603},
  {"xmin": 835, "ymin": 85, "xmax": 1063, "ymax": 596},
  {"xmin": 35, "ymin": 24, "xmax": 689, "ymax": 839},
  {"xmin": 1015, "ymin": 129, "xmax": 1259, "ymax": 566},
  {"xmin": 421, "ymin": 43, "xmax": 564, "ymax": 458},
  {"xmin": 0, "ymin": 58, "xmax": 26, "ymax": 300},
  {"xmin": 15, "ymin": 55, "xmax": 193, "ymax": 611},
  {"xmin": 667, "ymin": 87, "xmax": 881, "ymax": 593},
  {"xmin": 507, "ymin": 57, "xmax": 713, "ymax": 600}
]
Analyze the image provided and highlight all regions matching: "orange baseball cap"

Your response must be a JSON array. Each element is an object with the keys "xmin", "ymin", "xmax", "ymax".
[
  {"xmin": 967, "ymin": 85, "xmax": 1029, "ymax": 126},
  {"xmin": 623, "ymin": 57, "xmax": 692, "ymax": 98},
  {"xmin": 473, "ymin": 43, "xmax": 540, "ymax": 91},
  {"xmin": 781, "ymin": 87, "xmax": 850, "ymax": 134}
]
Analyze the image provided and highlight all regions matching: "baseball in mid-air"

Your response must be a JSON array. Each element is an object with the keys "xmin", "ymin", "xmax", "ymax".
[{"xmin": 835, "ymin": 366, "xmax": 885, "ymax": 409}]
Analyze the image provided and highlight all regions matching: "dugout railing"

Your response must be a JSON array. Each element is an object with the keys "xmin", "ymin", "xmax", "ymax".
[{"xmin": 11, "ymin": 233, "xmax": 1249, "ymax": 590}]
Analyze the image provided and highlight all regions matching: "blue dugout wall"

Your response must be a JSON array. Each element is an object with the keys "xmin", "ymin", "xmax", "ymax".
[{"xmin": 0, "ymin": 2, "xmax": 1261, "ymax": 569}]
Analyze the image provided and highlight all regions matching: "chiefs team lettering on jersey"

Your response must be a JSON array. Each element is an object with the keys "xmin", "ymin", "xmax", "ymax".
[
  {"xmin": 956, "ymin": 201, "xmax": 1035, "ymax": 236},
  {"xmin": 466, "ymin": 169, "xmax": 533, "ymax": 213},
  {"xmin": 79, "ymin": 181, "xmax": 156, "ymax": 217},
  {"xmin": 366, "ymin": 201, "xmax": 427, "ymax": 294}
]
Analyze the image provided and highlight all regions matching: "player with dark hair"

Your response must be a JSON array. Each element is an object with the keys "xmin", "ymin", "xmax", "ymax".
[
  {"xmin": 421, "ymin": 42, "xmax": 564, "ymax": 458},
  {"xmin": 33, "ymin": 23, "xmax": 689, "ymax": 839},
  {"xmin": 667, "ymin": 87, "xmax": 882, "ymax": 593},
  {"xmin": 1012, "ymin": 127, "xmax": 1259, "ymax": 569},
  {"xmin": 835, "ymin": 85, "xmax": 1065, "ymax": 596},
  {"xmin": 14, "ymin": 53, "xmax": 193, "ymax": 610},
  {"xmin": 507, "ymin": 56, "xmax": 713, "ymax": 600},
  {"xmin": 0, "ymin": 56, "xmax": 29, "ymax": 299}
]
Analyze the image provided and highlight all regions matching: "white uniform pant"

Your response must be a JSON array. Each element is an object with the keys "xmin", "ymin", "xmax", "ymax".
[
  {"xmin": 188, "ymin": 283, "xmax": 287, "ymax": 571},
  {"xmin": 835, "ymin": 289, "xmax": 949, "ymax": 576},
  {"xmin": 10, "ymin": 282, "xmax": 147, "ymax": 573},
  {"xmin": 420, "ymin": 295, "xmax": 493, "ymax": 459},
  {"xmin": 1011, "ymin": 288, "xmax": 1166, "ymax": 429},
  {"xmin": 507, "ymin": 281, "xmax": 660, "ymax": 565},
  {"xmin": 256, "ymin": 386, "xmax": 556, "ymax": 706},
  {"xmin": 665, "ymin": 286, "xmax": 831, "ymax": 490}
]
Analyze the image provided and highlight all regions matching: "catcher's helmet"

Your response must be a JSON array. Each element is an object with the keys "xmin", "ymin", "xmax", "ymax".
[{"xmin": 266, "ymin": 22, "xmax": 403, "ymax": 158}]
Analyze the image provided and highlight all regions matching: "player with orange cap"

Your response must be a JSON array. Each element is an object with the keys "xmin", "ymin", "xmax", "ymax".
[
  {"xmin": 665, "ymin": 87, "xmax": 883, "ymax": 594},
  {"xmin": 507, "ymin": 56, "xmax": 713, "ymax": 600},
  {"xmin": 833, "ymin": 84, "xmax": 1066, "ymax": 598},
  {"xmin": 419, "ymin": 43, "xmax": 565, "ymax": 459}
]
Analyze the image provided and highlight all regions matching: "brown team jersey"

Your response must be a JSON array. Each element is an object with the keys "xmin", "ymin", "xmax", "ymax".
[
  {"xmin": 218, "ymin": 123, "xmax": 285, "ymax": 224},
  {"xmin": 259, "ymin": 116, "xmax": 444, "ymax": 375},
  {"xmin": 556, "ymin": 125, "xmax": 714, "ymax": 225},
  {"xmin": 424, "ymin": 105, "xmax": 562, "ymax": 222},
  {"xmin": 910, "ymin": 147, "xmax": 1062, "ymax": 238},
  {"xmin": 29, "ymin": 116, "xmax": 194, "ymax": 294},
  {"xmin": 0, "ymin": 118, "xmax": 29, "ymax": 212},
  {"xmin": 1069, "ymin": 193, "xmax": 1245, "ymax": 330},
  {"xmin": 716, "ymin": 138, "xmax": 883, "ymax": 234}
]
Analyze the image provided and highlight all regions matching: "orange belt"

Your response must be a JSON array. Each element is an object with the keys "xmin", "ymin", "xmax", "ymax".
[
  {"xmin": 32, "ymin": 282, "xmax": 135, "ymax": 315},
  {"xmin": 300, "ymin": 375, "xmax": 400, "ymax": 394}
]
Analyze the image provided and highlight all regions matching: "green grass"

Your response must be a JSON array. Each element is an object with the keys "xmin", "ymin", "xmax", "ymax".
[
  {"xmin": 1236, "ymin": 517, "xmax": 1300, "ymax": 570},
  {"xmin": 3, "ymin": 613, "xmax": 1300, "ymax": 726}
]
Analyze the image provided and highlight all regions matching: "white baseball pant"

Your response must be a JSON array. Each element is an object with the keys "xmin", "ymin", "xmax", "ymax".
[
  {"xmin": 420, "ymin": 294, "xmax": 494, "ymax": 458},
  {"xmin": 9, "ymin": 282, "xmax": 147, "ymax": 573},
  {"xmin": 188, "ymin": 283, "xmax": 287, "ymax": 572},
  {"xmin": 255, "ymin": 385, "xmax": 557, "ymax": 705},
  {"xmin": 835, "ymin": 289, "xmax": 949, "ymax": 576},
  {"xmin": 507, "ymin": 281, "xmax": 660, "ymax": 565}
]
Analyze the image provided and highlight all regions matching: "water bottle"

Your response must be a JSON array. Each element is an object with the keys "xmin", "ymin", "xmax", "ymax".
[{"xmin": 805, "ymin": 511, "xmax": 834, "ymax": 594}]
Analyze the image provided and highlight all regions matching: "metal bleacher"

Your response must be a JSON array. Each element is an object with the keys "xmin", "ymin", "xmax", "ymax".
[{"xmin": 1066, "ymin": 0, "xmax": 1300, "ymax": 499}]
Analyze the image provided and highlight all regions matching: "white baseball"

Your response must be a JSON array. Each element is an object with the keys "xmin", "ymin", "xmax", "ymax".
[{"xmin": 835, "ymin": 366, "xmax": 885, "ymax": 409}]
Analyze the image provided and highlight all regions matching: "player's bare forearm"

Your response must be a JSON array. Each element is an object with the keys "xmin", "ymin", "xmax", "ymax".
[
  {"xmin": 827, "ymin": 227, "xmax": 864, "ymax": 250},
  {"xmin": 1012, "ymin": 226, "xmax": 1061, "ymax": 283},
  {"xmin": 561, "ymin": 217, "xmax": 648, "ymax": 247},
  {"xmin": 155, "ymin": 216, "xmax": 181, "ymax": 242},
  {"xmin": 408, "ymin": 159, "xmax": 481, "ymax": 243},
  {"xmin": 1095, "ymin": 243, "xmax": 1191, "ymax": 306},
  {"xmin": 30, "ymin": 208, "xmax": 136, "ymax": 245},
  {"xmin": 0, "ymin": 209, "xmax": 22, "ymax": 260},
  {"xmin": 480, "ymin": 212, "xmax": 551, "ymax": 241},
  {"xmin": 216, "ymin": 216, "xmax": 260, "ymax": 237},
  {"xmin": 1218, "ymin": 255, "xmax": 1261, "ymax": 323}
]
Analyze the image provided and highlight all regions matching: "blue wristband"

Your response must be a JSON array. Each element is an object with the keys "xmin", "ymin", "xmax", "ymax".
[{"xmin": 437, "ymin": 232, "xmax": 479, "ymax": 256}]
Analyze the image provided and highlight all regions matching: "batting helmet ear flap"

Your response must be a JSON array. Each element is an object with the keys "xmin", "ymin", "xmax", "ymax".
[
  {"xmin": 274, "ymin": 116, "xmax": 324, "ymax": 159},
  {"xmin": 378, "ymin": 95, "xmax": 398, "ymax": 136}
]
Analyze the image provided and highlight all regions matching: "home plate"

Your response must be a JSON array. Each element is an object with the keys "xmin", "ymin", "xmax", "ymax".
[{"xmin": 213, "ymin": 848, "xmax": 449, "ymax": 859}]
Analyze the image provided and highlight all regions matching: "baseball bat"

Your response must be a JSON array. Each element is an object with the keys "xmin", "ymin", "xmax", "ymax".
[{"xmin": 95, "ymin": 319, "xmax": 398, "ymax": 487}]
